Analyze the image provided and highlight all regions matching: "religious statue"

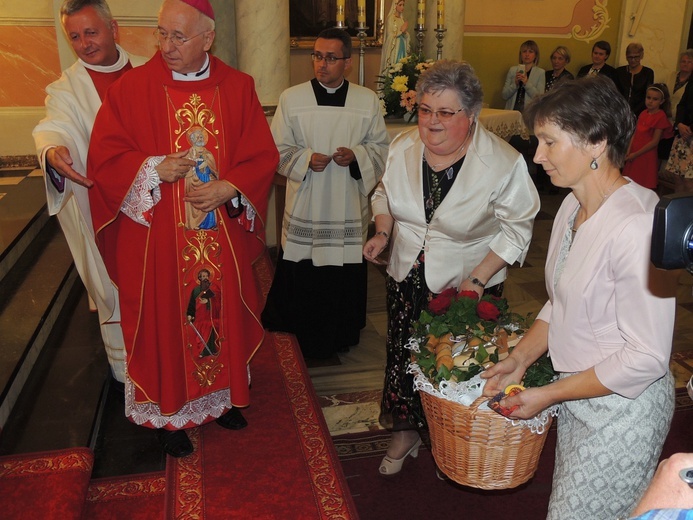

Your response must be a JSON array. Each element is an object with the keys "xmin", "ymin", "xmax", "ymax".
[{"xmin": 380, "ymin": 0, "xmax": 411, "ymax": 75}]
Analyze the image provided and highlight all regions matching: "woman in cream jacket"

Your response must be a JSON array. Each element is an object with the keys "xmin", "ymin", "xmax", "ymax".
[{"xmin": 363, "ymin": 60, "xmax": 540, "ymax": 476}]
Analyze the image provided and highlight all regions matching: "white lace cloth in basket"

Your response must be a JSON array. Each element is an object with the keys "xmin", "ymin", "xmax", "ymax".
[{"xmin": 406, "ymin": 336, "xmax": 560, "ymax": 434}]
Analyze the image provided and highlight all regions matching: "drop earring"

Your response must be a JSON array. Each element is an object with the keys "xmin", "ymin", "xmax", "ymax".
[{"xmin": 590, "ymin": 158, "xmax": 598, "ymax": 170}]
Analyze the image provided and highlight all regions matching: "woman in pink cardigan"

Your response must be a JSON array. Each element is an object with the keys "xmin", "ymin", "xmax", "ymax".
[{"xmin": 482, "ymin": 76, "xmax": 677, "ymax": 520}]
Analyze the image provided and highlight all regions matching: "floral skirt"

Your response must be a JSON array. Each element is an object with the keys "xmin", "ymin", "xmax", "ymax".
[
  {"xmin": 379, "ymin": 256, "xmax": 503, "ymax": 432},
  {"xmin": 666, "ymin": 135, "xmax": 693, "ymax": 179},
  {"xmin": 380, "ymin": 257, "xmax": 432, "ymax": 431}
]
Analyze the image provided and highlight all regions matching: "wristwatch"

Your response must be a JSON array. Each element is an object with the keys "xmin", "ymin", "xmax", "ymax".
[{"xmin": 467, "ymin": 276, "xmax": 486, "ymax": 289}]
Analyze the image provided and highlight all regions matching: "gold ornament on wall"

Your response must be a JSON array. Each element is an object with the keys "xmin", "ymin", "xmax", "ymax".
[{"xmin": 571, "ymin": 0, "xmax": 611, "ymax": 43}]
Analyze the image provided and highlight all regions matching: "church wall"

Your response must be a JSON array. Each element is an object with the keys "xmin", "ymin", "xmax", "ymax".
[
  {"xmin": 2, "ymin": 0, "xmax": 689, "ymax": 155},
  {"xmin": 0, "ymin": 1, "xmax": 690, "ymax": 248}
]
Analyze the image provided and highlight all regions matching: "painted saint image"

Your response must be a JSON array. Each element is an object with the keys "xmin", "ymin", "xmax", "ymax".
[
  {"xmin": 186, "ymin": 268, "xmax": 221, "ymax": 358},
  {"xmin": 184, "ymin": 126, "xmax": 219, "ymax": 230}
]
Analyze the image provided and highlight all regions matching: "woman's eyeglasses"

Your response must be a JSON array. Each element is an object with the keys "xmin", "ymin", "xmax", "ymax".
[{"xmin": 417, "ymin": 107, "xmax": 464, "ymax": 122}]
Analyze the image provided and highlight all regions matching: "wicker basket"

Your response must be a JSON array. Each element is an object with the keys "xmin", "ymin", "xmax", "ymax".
[{"xmin": 420, "ymin": 390, "xmax": 552, "ymax": 489}]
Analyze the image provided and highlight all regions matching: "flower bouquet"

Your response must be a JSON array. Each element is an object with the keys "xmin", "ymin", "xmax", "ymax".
[
  {"xmin": 407, "ymin": 288, "xmax": 559, "ymax": 489},
  {"xmin": 377, "ymin": 54, "xmax": 435, "ymax": 121},
  {"xmin": 408, "ymin": 288, "xmax": 555, "ymax": 390}
]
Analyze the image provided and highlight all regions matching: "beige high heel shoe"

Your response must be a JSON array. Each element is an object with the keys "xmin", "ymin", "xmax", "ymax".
[{"xmin": 378, "ymin": 438, "xmax": 422, "ymax": 475}]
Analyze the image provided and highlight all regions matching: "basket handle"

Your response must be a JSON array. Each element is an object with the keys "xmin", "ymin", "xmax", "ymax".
[{"xmin": 470, "ymin": 396, "xmax": 489, "ymax": 411}]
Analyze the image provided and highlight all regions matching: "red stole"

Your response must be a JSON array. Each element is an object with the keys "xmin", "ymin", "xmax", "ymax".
[{"xmin": 85, "ymin": 62, "xmax": 133, "ymax": 100}]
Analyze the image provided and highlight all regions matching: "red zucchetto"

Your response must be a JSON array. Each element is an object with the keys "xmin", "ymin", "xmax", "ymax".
[{"xmin": 179, "ymin": 0, "xmax": 215, "ymax": 20}]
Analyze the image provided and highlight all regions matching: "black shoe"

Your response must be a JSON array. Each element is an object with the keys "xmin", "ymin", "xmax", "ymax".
[
  {"xmin": 216, "ymin": 407, "xmax": 248, "ymax": 430},
  {"xmin": 156, "ymin": 429, "xmax": 193, "ymax": 458}
]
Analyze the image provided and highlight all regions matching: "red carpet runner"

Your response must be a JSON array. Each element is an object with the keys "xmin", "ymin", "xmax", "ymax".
[{"xmin": 165, "ymin": 253, "xmax": 358, "ymax": 519}]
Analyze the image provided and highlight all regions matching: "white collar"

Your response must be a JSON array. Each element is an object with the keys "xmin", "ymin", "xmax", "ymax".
[
  {"xmin": 172, "ymin": 53, "xmax": 211, "ymax": 82},
  {"xmin": 318, "ymin": 79, "xmax": 344, "ymax": 94},
  {"xmin": 80, "ymin": 44, "xmax": 130, "ymax": 73}
]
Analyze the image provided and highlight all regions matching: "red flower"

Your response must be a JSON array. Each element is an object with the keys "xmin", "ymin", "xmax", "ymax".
[
  {"xmin": 429, "ymin": 287, "xmax": 458, "ymax": 315},
  {"xmin": 458, "ymin": 290, "xmax": 479, "ymax": 300},
  {"xmin": 477, "ymin": 300, "xmax": 501, "ymax": 321}
]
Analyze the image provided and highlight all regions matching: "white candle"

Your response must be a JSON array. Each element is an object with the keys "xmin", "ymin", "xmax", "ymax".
[
  {"xmin": 357, "ymin": 0, "xmax": 366, "ymax": 24},
  {"xmin": 417, "ymin": 1, "xmax": 425, "ymax": 26},
  {"xmin": 336, "ymin": 0, "xmax": 345, "ymax": 23},
  {"xmin": 437, "ymin": 0, "xmax": 445, "ymax": 28}
]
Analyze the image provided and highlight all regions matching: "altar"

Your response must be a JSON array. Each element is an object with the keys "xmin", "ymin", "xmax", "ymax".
[{"xmin": 270, "ymin": 108, "xmax": 528, "ymax": 248}]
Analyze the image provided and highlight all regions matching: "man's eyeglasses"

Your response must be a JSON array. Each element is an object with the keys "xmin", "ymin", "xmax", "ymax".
[
  {"xmin": 154, "ymin": 29, "xmax": 207, "ymax": 47},
  {"xmin": 311, "ymin": 53, "xmax": 350, "ymax": 65},
  {"xmin": 417, "ymin": 107, "xmax": 464, "ymax": 122},
  {"xmin": 626, "ymin": 55, "xmax": 642, "ymax": 60}
]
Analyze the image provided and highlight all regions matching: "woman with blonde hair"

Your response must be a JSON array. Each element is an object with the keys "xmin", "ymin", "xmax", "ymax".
[
  {"xmin": 502, "ymin": 40, "xmax": 545, "ymax": 112},
  {"xmin": 545, "ymin": 45, "xmax": 574, "ymax": 92}
]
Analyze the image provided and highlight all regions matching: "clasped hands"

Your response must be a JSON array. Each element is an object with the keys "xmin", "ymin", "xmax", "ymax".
[
  {"xmin": 157, "ymin": 150, "xmax": 237, "ymax": 212},
  {"xmin": 309, "ymin": 147, "xmax": 355, "ymax": 172}
]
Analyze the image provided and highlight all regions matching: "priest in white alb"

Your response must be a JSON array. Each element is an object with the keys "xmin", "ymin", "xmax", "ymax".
[
  {"xmin": 33, "ymin": 0, "xmax": 146, "ymax": 383},
  {"xmin": 262, "ymin": 28, "xmax": 390, "ymax": 360}
]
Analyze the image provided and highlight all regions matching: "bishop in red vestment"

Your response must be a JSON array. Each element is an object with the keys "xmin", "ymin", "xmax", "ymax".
[{"xmin": 87, "ymin": 0, "xmax": 278, "ymax": 455}]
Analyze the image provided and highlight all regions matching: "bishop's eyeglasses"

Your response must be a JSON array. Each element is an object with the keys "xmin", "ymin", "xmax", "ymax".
[
  {"xmin": 154, "ymin": 28, "xmax": 207, "ymax": 47},
  {"xmin": 311, "ymin": 53, "xmax": 350, "ymax": 65}
]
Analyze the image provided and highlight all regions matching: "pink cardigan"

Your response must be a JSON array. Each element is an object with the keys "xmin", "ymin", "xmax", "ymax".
[{"xmin": 537, "ymin": 181, "xmax": 675, "ymax": 398}]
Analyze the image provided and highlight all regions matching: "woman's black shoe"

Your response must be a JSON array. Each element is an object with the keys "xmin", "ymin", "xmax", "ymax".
[
  {"xmin": 216, "ymin": 407, "xmax": 248, "ymax": 430},
  {"xmin": 156, "ymin": 429, "xmax": 193, "ymax": 458}
]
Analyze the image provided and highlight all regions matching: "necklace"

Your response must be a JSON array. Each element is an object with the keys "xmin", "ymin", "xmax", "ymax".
[
  {"xmin": 423, "ymin": 155, "xmax": 463, "ymax": 211},
  {"xmin": 571, "ymin": 175, "xmax": 623, "ymax": 235}
]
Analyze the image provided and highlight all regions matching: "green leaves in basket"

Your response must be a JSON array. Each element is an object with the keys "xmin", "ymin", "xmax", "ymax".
[
  {"xmin": 522, "ymin": 353, "xmax": 556, "ymax": 388},
  {"xmin": 410, "ymin": 288, "xmax": 555, "ymax": 388}
]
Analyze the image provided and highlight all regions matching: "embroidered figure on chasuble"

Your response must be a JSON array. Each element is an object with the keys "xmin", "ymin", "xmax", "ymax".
[
  {"xmin": 184, "ymin": 125, "xmax": 219, "ymax": 230},
  {"xmin": 186, "ymin": 268, "xmax": 221, "ymax": 359}
]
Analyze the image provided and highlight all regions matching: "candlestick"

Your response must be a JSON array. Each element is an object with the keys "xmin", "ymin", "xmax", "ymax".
[
  {"xmin": 437, "ymin": 0, "xmax": 445, "ymax": 29},
  {"xmin": 336, "ymin": 0, "xmax": 345, "ymax": 26},
  {"xmin": 417, "ymin": 1, "xmax": 425, "ymax": 27},
  {"xmin": 357, "ymin": 24, "xmax": 368, "ymax": 86},
  {"xmin": 357, "ymin": 0, "xmax": 366, "ymax": 23},
  {"xmin": 435, "ymin": 27, "xmax": 446, "ymax": 60},
  {"xmin": 415, "ymin": 25, "xmax": 425, "ymax": 56}
]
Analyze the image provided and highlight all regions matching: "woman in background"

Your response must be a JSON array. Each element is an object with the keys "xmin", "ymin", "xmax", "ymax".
[
  {"xmin": 483, "ymin": 76, "xmax": 676, "ymax": 520},
  {"xmin": 668, "ymin": 49, "xmax": 693, "ymax": 119},
  {"xmin": 364, "ymin": 60, "xmax": 539, "ymax": 476},
  {"xmin": 379, "ymin": 0, "xmax": 410, "ymax": 75},
  {"xmin": 667, "ymin": 78, "xmax": 693, "ymax": 192},
  {"xmin": 502, "ymin": 40, "xmax": 545, "ymax": 112},
  {"xmin": 615, "ymin": 42, "xmax": 654, "ymax": 116},
  {"xmin": 545, "ymin": 46, "xmax": 574, "ymax": 92}
]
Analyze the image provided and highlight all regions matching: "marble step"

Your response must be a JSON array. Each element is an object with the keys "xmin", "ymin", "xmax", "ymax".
[
  {"xmin": 0, "ymin": 215, "xmax": 78, "ymax": 430},
  {"xmin": 0, "ymin": 172, "xmax": 49, "ymax": 284}
]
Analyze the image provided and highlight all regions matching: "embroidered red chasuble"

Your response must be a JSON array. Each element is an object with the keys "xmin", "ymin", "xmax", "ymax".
[{"xmin": 88, "ymin": 53, "xmax": 278, "ymax": 429}]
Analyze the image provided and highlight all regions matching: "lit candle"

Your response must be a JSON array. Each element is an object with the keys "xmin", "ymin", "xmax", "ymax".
[
  {"xmin": 357, "ymin": 0, "xmax": 366, "ymax": 24},
  {"xmin": 437, "ymin": 0, "xmax": 445, "ymax": 28},
  {"xmin": 417, "ymin": 1, "xmax": 425, "ymax": 26},
  {"xmin": 336, "ymin": 0, "xmax": 345, "ymax": 24}
]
